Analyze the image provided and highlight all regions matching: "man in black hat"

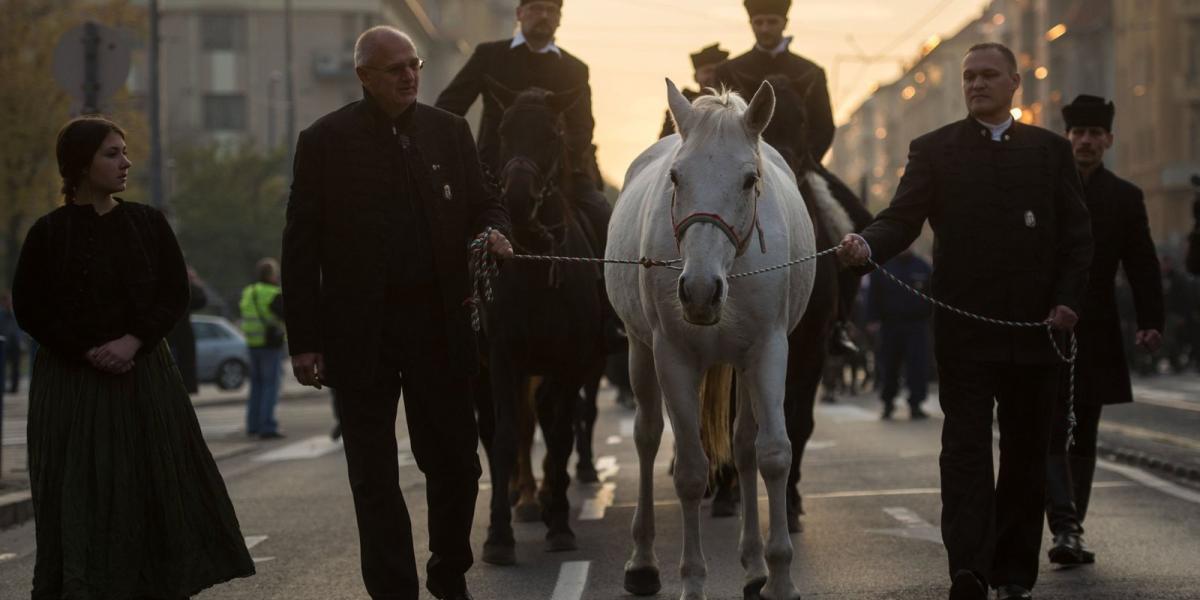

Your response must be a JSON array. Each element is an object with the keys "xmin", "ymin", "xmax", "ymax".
[
  {"xmin": 1044, "ymin": 94, "xmax": 1163, "ymax": 567},
  {"xmin": 659, "ymin": 44, "xmax": 728, "ymax": 138},
  {"xmin": 838, "ymin": 43, "xmax": 1093, "ymax": 600},
  {"xmin": 716, "ymin": 0, "xmax": 834, "ymax": 162}
]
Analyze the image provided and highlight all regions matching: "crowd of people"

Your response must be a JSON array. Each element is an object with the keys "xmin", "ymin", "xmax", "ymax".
[{"xmin": 5, "ymin": 0, "xmax": 1199, "ymax": 599}]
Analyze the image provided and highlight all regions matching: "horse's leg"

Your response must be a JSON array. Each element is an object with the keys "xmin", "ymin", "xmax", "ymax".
[
  {"xmin": 575, "ymin": 371, "xmax": 601, "ymax": 484},
  {"xmin": 536, "ymin": 376, "xmax": 579, "ymax": 552},
  {"xmin": 625, "ymin": 337, "xmax": 664, "ymax": 596},
  {"xmin": 513, "ymin": 377, "xmax": 541, "ymax": 522},
  {"xmin": 785, "ymin": 323, "xmax": 826, "ymax": 534},
  {"xmin": 734, "ymin": 372, "xmax": 768, "ymax": 598},
  {"xmin": 482, "ymin": 351, "xmax": 519, "ymax": 566},
  {"xmin": 748, "ymin": 333, "xmax": 801, "ymax": 600},
  {"xmin": 654, "ymin": 341, "xmax": 708, "ymax": 600}
]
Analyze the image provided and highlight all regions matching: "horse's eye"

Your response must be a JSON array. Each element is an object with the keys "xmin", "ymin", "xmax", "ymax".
[{"xmin": 743, "ymin": 174, "xmax": 758, "ymax": 190}]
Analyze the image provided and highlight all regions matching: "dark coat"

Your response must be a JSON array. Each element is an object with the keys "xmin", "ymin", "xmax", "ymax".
[
  {"xmin": 281, "ymin": 95, "xmax": 510, "ymax": 388},
  {"xmin": 1074, "ymin": 166, "xmax": 1164, "ymax": 405},
  {"xmin": 166, "ymin": 282, "xmax": 207, "ymax": 394},
  {"xmin": 715, "ymin": 47, "xmax": 835, "ymax": 162},
  {"xmin": 434, "ymin": 39, "xmax": 593, "ymax": 172},
  {"xmin": 856, "ymin": 118, "xmax": 1093, "ymax": 365},
  {"xmin": 659, "ymin": 87, "xmax": 703, "ymax": 139}
]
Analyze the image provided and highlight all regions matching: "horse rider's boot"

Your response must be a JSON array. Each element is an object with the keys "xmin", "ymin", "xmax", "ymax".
[{"xmin": 827, "ymin": 320, "xmax": 860, "ymax": 356}]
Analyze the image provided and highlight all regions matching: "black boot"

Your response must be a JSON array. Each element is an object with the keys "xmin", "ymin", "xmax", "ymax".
[
  {"xmin": 1045, "ymin": 454, "xmax": 1092, "ymax": 565},
  {"xmin": 827, "ymin": 321, "xmax": 859, "ymax": 356}
]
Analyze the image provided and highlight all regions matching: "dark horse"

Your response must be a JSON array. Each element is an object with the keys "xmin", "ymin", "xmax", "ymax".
[
  {"xmin": 475, "ymin": 80, "xmax": 607, "ymax": 565},
  {"xmin": 712, "ymin": 74, "xmax": 873, "ymax": 531}
]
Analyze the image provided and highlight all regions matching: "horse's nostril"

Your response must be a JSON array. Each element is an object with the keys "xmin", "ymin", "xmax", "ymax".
[
  {"xmin": 678, "ymin": 277, "xmax": 691, "ymax": 304},
  {"xmin": 711, "ymin": 278, "xmax": 724, "ymax": 305}
]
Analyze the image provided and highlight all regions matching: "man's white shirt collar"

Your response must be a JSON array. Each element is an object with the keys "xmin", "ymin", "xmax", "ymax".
[
  {"xmin": 512, "ymin": 31, "xmax": 562, "ymax": 57},
  {"xmin": 977, "ymin": 116, "xmax": 1014, "ymax": 141},
  {"xmin": 756, "ymin": 36, "xmax": 794, "ymax": 57}
]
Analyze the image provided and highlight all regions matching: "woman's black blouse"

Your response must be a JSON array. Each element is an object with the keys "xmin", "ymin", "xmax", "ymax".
[{"xmin": 12, "ymin": 200, "xmax": 189, "ymax": 363}]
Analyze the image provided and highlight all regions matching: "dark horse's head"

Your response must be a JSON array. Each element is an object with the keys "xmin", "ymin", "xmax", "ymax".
[
  {"xmin": 732, "ymin": 72, "xmax": 821, "ymax": 178},
  {"xmin": 485, "ymin": 76, "xmax": 585, "ymax": 252}
]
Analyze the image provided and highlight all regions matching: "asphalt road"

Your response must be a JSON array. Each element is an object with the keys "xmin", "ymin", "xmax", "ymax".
[{"xmin": 1, "ymin": 384, "xmax": 1199, "ymax": 599}]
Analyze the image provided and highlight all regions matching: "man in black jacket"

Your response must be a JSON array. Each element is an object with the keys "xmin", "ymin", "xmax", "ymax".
[
  {"xmin": 1044, "ymin": 95, "xmax": 1164, "ymax": 567},
  {"xmin": 716, "ymin": 0, "xmax": 834, "ymax": 163},
  {"xmin": 838, "ymin": 43, "xmax": 1093, "ymax": 600},
  {"xmin": 659, "ymin": 43, "xmax": 728, "ymax": 139},
  {"xmin": 282, "ymin": 26, "xmax": 511, "ymax": 600}
]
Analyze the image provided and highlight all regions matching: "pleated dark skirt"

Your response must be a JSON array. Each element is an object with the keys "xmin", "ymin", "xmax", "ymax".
[{"xmin": 27, "ymin": 342, "xmax": 255, "ymax": 599}]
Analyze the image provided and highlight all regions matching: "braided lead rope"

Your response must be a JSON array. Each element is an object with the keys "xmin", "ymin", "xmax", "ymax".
[{"xmin": 865, "ymin": 255, "xmax": 1078, "ymax": 448}]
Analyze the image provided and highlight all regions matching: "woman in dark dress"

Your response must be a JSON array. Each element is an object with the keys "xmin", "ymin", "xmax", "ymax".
[{"xmin": 12, "ymin": 117, "xmax": 255, "ymax": 599}]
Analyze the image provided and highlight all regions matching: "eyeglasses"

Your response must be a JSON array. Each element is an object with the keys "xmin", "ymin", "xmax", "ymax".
[{"xmin": 362, "ymin": 58, "xmax": 425, "ymax": 77}]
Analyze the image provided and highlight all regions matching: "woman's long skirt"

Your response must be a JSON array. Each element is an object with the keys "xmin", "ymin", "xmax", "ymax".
[{"xmin": 27, "ymin": 342, "xmax": 255, "ymax": 599}]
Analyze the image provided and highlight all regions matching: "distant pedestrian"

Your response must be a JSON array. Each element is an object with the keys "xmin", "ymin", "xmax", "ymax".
[
  {"xmin": 282, "ymin": 27, "xmax": 512, "ymax": 600},
  {"xmin": 1044, "ymin": 95, "xmax": 1164, "ymax": 566},
  {"xmin": 866, "ymin": 249, "xmax": 933, "ymax": 420},
  {"xmin": 0, "ymin": 291, "xmax": 21, "ymax": 393},
  {"xmin": 240, "ymin": 257, "xmax": 286, "ymax": 440},
  {"xmin": 12, "ymin": 116, "xmax": 254, "ymax": 598},
  {"xmin": 167, "ymin": 266, "xmax": 208, "ymax": 394},
  {"xmin": 838, "ymin": 43, "xmax": 1092, "ymax": 600}
]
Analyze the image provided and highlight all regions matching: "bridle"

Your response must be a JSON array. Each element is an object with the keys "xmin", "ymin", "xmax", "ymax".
[{"xmin": 670, "ymin": 167, "xmax": 767, "ymax": 257}]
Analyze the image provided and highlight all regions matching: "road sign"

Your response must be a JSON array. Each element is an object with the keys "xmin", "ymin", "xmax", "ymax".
[{"xmin": 52, "ymin": 21, "xmax": 132, "ymax": 115}]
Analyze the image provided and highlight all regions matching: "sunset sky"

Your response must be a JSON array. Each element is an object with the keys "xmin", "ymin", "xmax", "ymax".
[{"xmin": 549, "ymin": 0, "xmax": 992, "ymax": 183}]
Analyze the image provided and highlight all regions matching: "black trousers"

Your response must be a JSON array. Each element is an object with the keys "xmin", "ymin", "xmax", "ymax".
[
  {"xmin": 338, "ymin": 298, "xmax": 481, "ymax": 600},
  {"xmin": 937, "ymin": 359, "xmax": 1058, "ymax": 591},
  {"xmin": 5, "ymin": 341, "xmax": 19, "ymax": 393},
  {"xmin": 1045, "ymin": 389, "xmax": 1103, "ymax": 536}
]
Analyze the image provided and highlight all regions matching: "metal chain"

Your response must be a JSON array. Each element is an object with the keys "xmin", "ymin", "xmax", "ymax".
[{"xmin": 466, "ymin": 235, "xmax": 1078, "ymax": 448}]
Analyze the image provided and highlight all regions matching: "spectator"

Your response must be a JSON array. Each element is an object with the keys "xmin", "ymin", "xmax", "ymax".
[{"xmin": 240, "ymin": 257, "xmax": 286, "ymax": 439}]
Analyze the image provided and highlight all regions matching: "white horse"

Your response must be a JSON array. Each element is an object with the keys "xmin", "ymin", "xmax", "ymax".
[{"xmin": 606, "ymin": 79, "xmax": 816, "ymax": 600}]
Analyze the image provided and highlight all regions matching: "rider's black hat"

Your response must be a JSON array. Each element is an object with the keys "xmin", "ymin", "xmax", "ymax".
[
  {"xmin": 744, "ymin": 0, "xmax": 791, "ymax": 17},
  {"xmin": 1062, "ymin": 94, "xmax": 1115, "ymax": 132},
  {"xmin": 690, "ymin": 44, "xmax": 730, "ymax": 70},
  {"xmin": 519, "ymin": 0, "xmax": 562, "ymax": 7}
]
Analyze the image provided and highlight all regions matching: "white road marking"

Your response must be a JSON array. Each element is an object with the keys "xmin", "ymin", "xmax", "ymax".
[
  {"xmin": 0, "ymin": 553, "xmax": 17, "ymax": 563},
  {"xmin": 594, "ymin": 455, "xmax": 619, "ymax": 482},
  {"xmin": 550, "ymin": 561, "xmax": 591, "ymax": 600},
  {"xmin": 868, "ymin": 507, "xmax": 942, "ymax": 544},
  {"xmin": 815, "ymin": 403, "xmax": 879, "ymax": 423},
  {"xmin": 244, "ymin": 535, "xmax": 268, "ymax": 550},
  {"xmin": 1131, "ymin": 386, "xmax": 1200, "ymax": 413},
  {"xmin": 807, "ymin": 440, "xmax": 837, "ymax": 450},
  {"xmin": 252, "ymin": 436, "xmax": 343, "ymax": 462},
  {"xmin": 1098, "ymin": 459, "xmax": 1200, "ymax": 505},
  {"xmin": 578, "ymin": 483, "xmax": 617, "ymax": 520},
  {"xmin": 606, "ymin": 435, "xmax": 622, "ymax": 445},
  {"xmin": 253, "ymin": 556, "xmax": 277, "ymax": 563}
]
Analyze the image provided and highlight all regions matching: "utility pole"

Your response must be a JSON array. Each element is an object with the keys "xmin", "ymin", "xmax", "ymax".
[
  {"xmin": 283, "ymin": 0, "xmax": 296, "ymax": 178},
  {"xmin": 148, "ymin": 0, "xmax": 164, "ymax": 210}
]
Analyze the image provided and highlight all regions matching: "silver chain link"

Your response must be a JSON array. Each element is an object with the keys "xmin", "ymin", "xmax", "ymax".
[{"xmin": 467, "ymin": 235, "xmax": 1078, "ymax": 447}]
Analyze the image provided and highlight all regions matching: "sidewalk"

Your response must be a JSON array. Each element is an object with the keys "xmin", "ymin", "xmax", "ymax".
[
  {"xmin": 0, "ymin": 365, "xmax": 325, "ymax": 528},
  {"xmin": 1102, "ymin": 372, "xmax": 1200, "ymax": 484}
]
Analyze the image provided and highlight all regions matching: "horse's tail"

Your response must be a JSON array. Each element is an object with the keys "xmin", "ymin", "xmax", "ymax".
[{"xmin": 699, "ymin": 364, "xmax": 734, "ymax": 469}]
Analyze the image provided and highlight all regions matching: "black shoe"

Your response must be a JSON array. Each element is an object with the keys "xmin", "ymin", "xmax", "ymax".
[
  {"xmin": 827, "ymin": 322, "xmax": 860, "ymax": 356},
  {"xmin": 910, "ymin": 406, "xmax": 929, "ymax": 420},
  {"xmin": 994, "ymin": 584, "xmax": 1032, "ymax": 599},
  {"xmin": 949, "ymin": 569, "xmax": 987, "ymax": 600},
  {"xmin": 1048, "ymin": 532, "xmax": 1095, "ymax": 565},
  {"xmin": 881, "ymin": 404, "xmax": 895, "ymax": 420},
  {"xmin": 258, "ymin": 431, "xmax": 286, "ymax": 440},
  {"xmin": 428, "ymin": 581, "xmax": 473, "ymax": 600}
]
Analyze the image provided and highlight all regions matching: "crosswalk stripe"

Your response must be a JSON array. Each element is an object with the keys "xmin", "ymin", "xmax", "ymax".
[{"xmin": 550, "ymin": 561, "xmax": 591, "ymax": 600}]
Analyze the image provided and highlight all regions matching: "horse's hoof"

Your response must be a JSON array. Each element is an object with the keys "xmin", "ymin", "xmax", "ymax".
[
  {"xmin": 711, "ymin": 495, "xmax": 738, "ymax": 518},
  {"xmin": 576, "ymin": 463, "xmax": 600, "ymax": 484},
  {"xmin": 481, "ymin": 540, "xmax": 516, "ymax": 566},
  {"xmin": 544, "ymin": 529, "xmax": 578, "ymax": 552},
  {"xmin": 787, "ymin": 511, "xmax": 804, "ymax": 534},
  {"xmin": 624, "ymin": 566, "xmax": 662, "ymax": 596},
  {"xmin": 514, "ymin": 500, "xmax": 542, "ymax": 523},
  {"xmin": 743, "ymin": 577, "xmax": 767, "ymax": 600}
]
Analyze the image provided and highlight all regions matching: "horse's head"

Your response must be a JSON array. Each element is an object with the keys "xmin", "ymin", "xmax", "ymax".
[
  {"xmin": 485, "ymin": 76, "xmax": 584, "ymax": 248},
  {"xmin": 666, "ymin": 77, "xmax": 775, "ymax": 326},
  {"xmin": 759, "ymin": 73, "xmax": 820, "ymax": 175}
]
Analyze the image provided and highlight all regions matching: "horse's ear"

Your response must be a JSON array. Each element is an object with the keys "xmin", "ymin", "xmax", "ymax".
[
  {"xmin": 484, "ymin": 75, "xmax": 519, "ymax": 110},
  {"xmin": 666, "ymin": 78, "xmax": 694, "ymax": 139},
  {"xmin": 744, "ymin": 80, "xmax": 775, "ymax": 137},
  {"xmin": 547, "ymin": 85, "xmax": 586, "ymax": 114}
]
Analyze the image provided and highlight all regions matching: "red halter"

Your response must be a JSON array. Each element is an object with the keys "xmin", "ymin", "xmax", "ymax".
[{"xmin": 670, "ymin": 174, "xmax": 767, "ymax": 257}]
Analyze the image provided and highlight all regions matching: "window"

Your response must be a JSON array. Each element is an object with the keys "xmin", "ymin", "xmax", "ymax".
[
  {"xmin": 201, "ymin": 13, "xmax": 246, "ymax": 51},
  {"xmin": 192, "ymin": 322, "xmax": 222, "ymax": 340},
  {"xmin": 203, "ymin": 94, "xmax": 247, "ymax": 131}
]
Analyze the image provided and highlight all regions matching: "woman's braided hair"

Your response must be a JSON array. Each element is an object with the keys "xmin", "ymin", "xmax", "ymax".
[{"xmin": 55, "ymin": 116, "xmax": 126, "ymax": 204}]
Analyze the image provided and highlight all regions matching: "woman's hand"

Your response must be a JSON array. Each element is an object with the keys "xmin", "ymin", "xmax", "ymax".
[{"xmin": 88, "ymin": 335, "xmax": 143, "ymax": 374}]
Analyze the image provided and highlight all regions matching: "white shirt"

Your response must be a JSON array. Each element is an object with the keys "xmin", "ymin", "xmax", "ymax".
[
  {"xmin": 756, "ymin": 36, "xmax": 794, "ymax": 57},
  {"xmin": 511, "ymin": 31, "xmax": 562, "ymax": 57},
  {"xmin": 977, "ymin": 116, "xmax": 1014, "ymax": 141}
]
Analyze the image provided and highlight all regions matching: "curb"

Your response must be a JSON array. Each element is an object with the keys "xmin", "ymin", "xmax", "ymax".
[
  {"xmin": 192, "ymin": 387, "xmax": 328, "ymax": 409},
  {"xmin": 0, "ymin": 490, "xmax": 33, "ymax": 531},
  {"xmin": 1097, "ymin": 442, "xmax": 1200, "ymax": 484}
]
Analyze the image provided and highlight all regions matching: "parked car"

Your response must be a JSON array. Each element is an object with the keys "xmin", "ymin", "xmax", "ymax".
[{"xmin": 192, "ymin": 315, "xmax": 250, "ymax": 390}]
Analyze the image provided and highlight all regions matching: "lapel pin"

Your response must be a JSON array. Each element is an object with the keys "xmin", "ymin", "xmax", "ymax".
[
  {"xmin": 1024, "ymin": 210, "xmax": 1036, "ymax": 228},
  {"xmin": 444, "ymin": 184, "xmax": 453, "ymax": 200}
]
